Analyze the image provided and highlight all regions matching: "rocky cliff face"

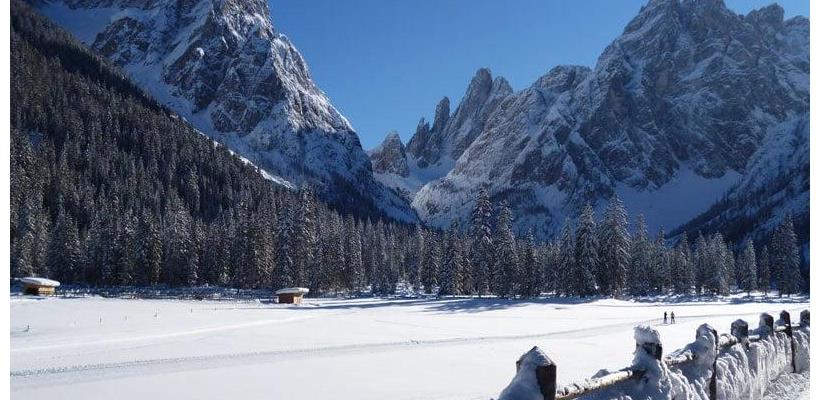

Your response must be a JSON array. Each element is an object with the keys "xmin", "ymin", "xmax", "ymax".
[
  {"xmin": 37, "ymin": 0, "xmax": 417, "ymax": 222},
  {"xmin": 382, "ymin": 0, "xmax": 808, "ymax": 238},
  {"xmin": 369, "ymin": 131, "xmax": 409, "ymax": 177}
]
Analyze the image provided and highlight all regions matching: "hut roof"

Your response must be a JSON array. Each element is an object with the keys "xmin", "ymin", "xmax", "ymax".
[
  {"xmin": 275, "ymin": 287, "xmax": 309, "ymax": 295},
  {"xmin": 20, "ymin": 277, "xmax": 61, "ymax": 287}
]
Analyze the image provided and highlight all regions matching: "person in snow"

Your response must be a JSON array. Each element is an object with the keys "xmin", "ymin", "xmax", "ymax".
[
  {"xmin": 670, "ymin": 311, "xmax": 675, "ymax": 324},
  {"xmin": 663, "ymin": 311, "xmax": 668, "ymax": 324}
]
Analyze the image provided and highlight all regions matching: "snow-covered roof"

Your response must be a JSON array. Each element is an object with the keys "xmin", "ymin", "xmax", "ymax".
[
  {"xmin": 20, "ymin": 277, "xmax": 61, "ymax": 287},
  {"xmin": 275, "ymin": 287, "xmax": 309, "ymax": 295}
]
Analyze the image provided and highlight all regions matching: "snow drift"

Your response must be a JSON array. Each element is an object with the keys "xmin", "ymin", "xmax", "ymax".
[{"xmin": 499, "ymin": 314, "xmax": 810, "ymax": 400}]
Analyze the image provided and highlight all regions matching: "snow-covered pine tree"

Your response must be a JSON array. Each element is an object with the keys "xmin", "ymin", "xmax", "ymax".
[
  {"xmin": 771, "ymin": 215, "xmax": 801, "ymax": 296},
  {"xmin": 273, "ymin": 205, "xmax": 295, "ymax": 290},
  {"xmin": 293, "ymin": 187, "xmax": 317, "ymax": 286},
  {"xmin": 758, "ymin": 245, "xmax": 771, "ymax": 294},
  {"xmin": 518, "ymin": 232, "xmax": 539, "ymax": 298},
  {"xmin": 704, "ymin": 234, "xmax": 729, "ymax": 295},
  {"xmin": 693, "ymin": 233, "xmax": 708, "ymax": 293},
  {"xmin": 470, "ymin": 187, "xmax": 494, "ymax": 296},
  {"xmin": 438, "ymin": 222, "xmax": 463, "ymax": 296},
  {"xmin": 573, "ymin": 204, "xmax": 598, "ymax": 297},
  {"xmin": 652, "ymin": 229, "xmax": 671, "ymax": 293},
  {"xmin": 670, "ymin": 233, "xmax": 693, "ymax": 294},
  {"xmin": 737, "ymin": 240, "xmax": 757, "ymax": 295},
  {"xmin": 419, "ymin": 230, "xmax": 440, "ymax": 294},
  {"xmin": 627, "ymin": 215, "xmax": 651, "ymax": 296},
  {"xmin": 597, "ymin": 195, "xmax": 630, "ymax": 295},
  {"xmin": 344, "ymin": 215, "xmax": 364, "ymax": 291},
  {"xmin": 493, "ymin": 202, "xmax": 519, "ymax": 298},
  {"xmin": 542, "ymin": 242, "xmax": 559, "ymax": 295},
  {"xmin": 46, "ymin": 208, "xmax": 81, "ymax": 283},
  {"xmin": 555, "ymin": 219, "xmax": 574, "ymax": 296}
]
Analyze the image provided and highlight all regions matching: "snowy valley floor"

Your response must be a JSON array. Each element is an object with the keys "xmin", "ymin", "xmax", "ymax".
[{"xmin": 10, "ymin": 294, "xmax": 810, "ymax": 399}]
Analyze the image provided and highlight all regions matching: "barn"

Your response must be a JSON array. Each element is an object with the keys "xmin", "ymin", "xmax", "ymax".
[
  {"xmin": 275, "ymin": 287, "xmax": 309, "ymax": 304},
  {"xmin": 20, "ymin": 277, "xmax": 60, "ymax": 296}
]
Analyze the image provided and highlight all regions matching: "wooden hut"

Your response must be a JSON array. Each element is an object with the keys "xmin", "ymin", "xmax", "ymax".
[
  {"xmin": 20, "ymin": 277, "xmax": 60, "ymax": 296},
  {"xmin": 275, "ymin": 287, "xmax": 309, "ymax": 304}
]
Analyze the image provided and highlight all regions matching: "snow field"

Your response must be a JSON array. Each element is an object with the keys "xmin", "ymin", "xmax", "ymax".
[{"xmin": 10, "ymin": 295, "xmax": 809, "ymax": 400}]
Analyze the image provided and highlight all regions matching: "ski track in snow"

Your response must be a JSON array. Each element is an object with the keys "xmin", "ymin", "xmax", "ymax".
[
  {"xmin": 10, "ymin": 314, "xmax": 320, "ymax": 353},
  {"xmin": 10, "ymin": 306, "xmax": 806, "ymax": 388}
]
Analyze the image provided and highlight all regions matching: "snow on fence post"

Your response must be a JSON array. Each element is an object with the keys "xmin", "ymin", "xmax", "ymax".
[
  {"xmin": 498, "ymin": 346, "xmax": 557, "ymax": 400},
  {"xmin": 704, "ymin": 325, "xmax": 719, "ymax": 400},
  {"xmin": 800, "ymin": 310, "xmax": 810, "ymax": 328},
  {"xmin": 730, "ymin": 319, "xmax": 749, "ymax": 349},
  {"xmin": 779, "ymin": 310, "xmax": 796, "ymax": 373},
  {"xmin": 758, "ymin": 313, "xmax": 774, "ymax": 336},
  {"xmin": 635, "ymin": 326, "xmax": 663, "ymax": 361}
]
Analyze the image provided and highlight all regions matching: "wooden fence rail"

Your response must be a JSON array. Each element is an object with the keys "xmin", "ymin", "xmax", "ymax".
[{"xmin": 501, "ymin": 309, "xmax": 809, "ymax": 400}]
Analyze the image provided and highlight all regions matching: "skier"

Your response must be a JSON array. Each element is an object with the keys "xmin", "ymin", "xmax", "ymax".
[
  {"xmin": 670, "ymin": 311, "xmax": 676, "ymax": 324},
  {"xmin": 663, "ymin": 311, "xmax": 668, "ymax": 324}
]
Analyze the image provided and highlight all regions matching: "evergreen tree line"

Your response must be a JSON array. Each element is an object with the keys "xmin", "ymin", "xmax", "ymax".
[
  {"xmin": 430, "ymin": 189, "xmax": 806, "ymax": 298},
  {"xmin": 9, "ymin": 2, "xmax": 807, "ymax": 298}
]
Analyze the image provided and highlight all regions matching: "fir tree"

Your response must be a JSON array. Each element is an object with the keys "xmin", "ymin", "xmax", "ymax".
[
  {"xmin": 470, "ymin": 187, "xmax": 494, "ymax": 295},
  {"xmin": 597, "ymin": 195, "xmax": 630, "ymax": 295},
  {"xmin": 493, "ymin": 202, "xmax": 519, "ymax": 298},
  {"xmin": 737, "ymin": 240, "xmax": 758, "ymax": 295},
  {"xmin": 572, "ymin": 204, "xmax": 598, "ymax": 296}
]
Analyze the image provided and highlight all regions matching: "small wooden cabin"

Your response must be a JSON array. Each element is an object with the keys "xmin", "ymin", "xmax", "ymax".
[
  {"xmin": 275, "ymin": 287, "xmax": 309, "ymax": 304},
  {"xmin": 20, "ymin": 277, "xmax": 60, "ymax": 296}
]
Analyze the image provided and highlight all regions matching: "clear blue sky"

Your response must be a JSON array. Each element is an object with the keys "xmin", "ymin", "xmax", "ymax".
[{"xmin": 270, "ymin": 0, "xmax": 809, "ymax": 150}]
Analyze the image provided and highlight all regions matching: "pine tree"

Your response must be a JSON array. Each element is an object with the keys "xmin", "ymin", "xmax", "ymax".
[
  {"xmin": 652, "ymin": 230, "xmax": 671, "ymax": 293},
  {"xmin": 438, "ymin": 222, "xmax": 463, "ymax": 296},
  {"xmin": 518, "ymin": 232, "xmax": 539, "ymax": 298},
  {"xmin": 46, "ymin": 209, "xmax": 81, "ymax": 283},
  {"xmin": 293, "ymin": 187, "xmax": 317, "ymax": 286},
  {"xmin": 693, "ymin": 234, "xmax": 708, "ymax": 294},
  {"xmin": 597, "ymin": 195, "xmax": 630, "ymax": 296},
  {"xmin": 419, "ymin": 231, "xmax": 440, "ymax": 294},
  {"xmin": 572, "ymin": 204, "xmax": 598, "ymax": 296},
  {"xmin": 758, "ymin": 245, "xmax": 771, "ymax": 294},
  {"xmin": 771, "ymin": 216, "xmax": 800, "ymax": 296},
  {"xmin": 493, "ymin": 203, "xmax": 519, "ymax": 298},
  {"xmin": 627, "ymin": 215, "xmax": 651, "ymax": 296},
  {"xmin": 737, "ymin": 240, "xmax": 757, "ymax": 295},
  {"xmin": 470, "ymin": 187, "xmax": 494, "ymax": 295},
  {"xmin": 272, "ymin": 205, "xmax": 296, "ymax": 290},
  {"xmin": 670, "ymin": 233, "xmax": 693, "ymax": 294},
  {"xmin": 556, "ymin": 219, "xmax": 575, "ymax": 296}
]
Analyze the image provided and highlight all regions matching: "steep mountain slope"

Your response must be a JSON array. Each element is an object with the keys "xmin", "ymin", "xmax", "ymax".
[
  {"xmin": 671, "ymin": 114, "xmax": 809, "ymax": 246},
  {"xmin": 35, "ymin": 0, "xmax": 416, "ymax": 222},
  {"xmin": 380, "ymin": 0, "xmax": 808, "ymax": 238}
]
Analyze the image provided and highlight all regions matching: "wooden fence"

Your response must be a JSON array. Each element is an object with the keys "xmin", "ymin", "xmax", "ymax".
[{"xmin": 504, "ymin": 309, "xmax": 809, "ymax": 400}]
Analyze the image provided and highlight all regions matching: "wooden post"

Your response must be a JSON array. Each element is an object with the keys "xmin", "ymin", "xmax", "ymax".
[
  {"xmin": 759, "ymin": 313, "xmax": 774, "ymax": 336},
  {"xmin": 780, "ymin": 310, "xmax": 796, "ymax": 373},
  {"xmin": 800, "ymin": 310, "xmax": 810, "ymax": 328},
  {"xmin": 512, "ymin": 346, "xmax": 556, "ymax": 400},
  {"xmin": 731, "ymin": 319, "xmax": 749, "ymax": 349},
  {"xmin": 708, "ymin": 326, "xmax": 719, "ymax": 400}
]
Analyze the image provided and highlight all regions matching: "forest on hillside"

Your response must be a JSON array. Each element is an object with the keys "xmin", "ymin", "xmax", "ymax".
[{"xmin": 10, "ymin": 1, "xmax": 807, "ymax": 298}]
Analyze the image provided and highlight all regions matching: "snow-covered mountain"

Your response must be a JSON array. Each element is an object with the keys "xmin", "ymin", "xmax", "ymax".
[
  {"xmin": 373, "ymin": 0, "xmax": 808, "ymax": 239},
  {"xmin": 35, "ymin": 0, "xmax": 417, "ymax": 222}
]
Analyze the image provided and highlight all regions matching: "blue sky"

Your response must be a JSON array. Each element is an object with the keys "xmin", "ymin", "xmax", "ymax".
[{"xmin": 270, "ymin": 0, "xmax": 809, "ymax": 150}]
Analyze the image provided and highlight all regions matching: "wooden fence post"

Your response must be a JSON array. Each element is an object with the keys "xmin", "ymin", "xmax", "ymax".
[
  {"xmin": 759, "ymin": 313, "xmax": 774, "ymax": 336},
  {"xmin": 800, "ymin": 310, "xmax": 810, "ymax": 328},
  {"xmin": 730, "ymin": 319, "xmax": 749, "ymax": 349},
  {"xmin": 707, "ymin": 326, "xmax": 719, "ymax": 400},
  {"xmin": 513, "ymin": 346, "xmax": 556, "ymax": 400},
  {"xmin": 780, "ymin": 310, "xmax": 796, "ymax": 373}
]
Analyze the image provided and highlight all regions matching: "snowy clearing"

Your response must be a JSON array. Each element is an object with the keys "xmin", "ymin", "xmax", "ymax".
[{"xmin": 10, "ymin": 294, "xmax": 809, "ymax": 399}]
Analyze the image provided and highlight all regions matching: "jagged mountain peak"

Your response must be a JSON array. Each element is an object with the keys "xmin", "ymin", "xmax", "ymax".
[
  {"xmin": 369, "ymin": 131, "xmax": 409, "ymax": 178},
  {"xmin": 408, "ymin": 0, "xmax": 807, "ymax": 240},
  {"xmin": 37, "ymin": 0, "xmax": 417, "ymax": 222}
]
